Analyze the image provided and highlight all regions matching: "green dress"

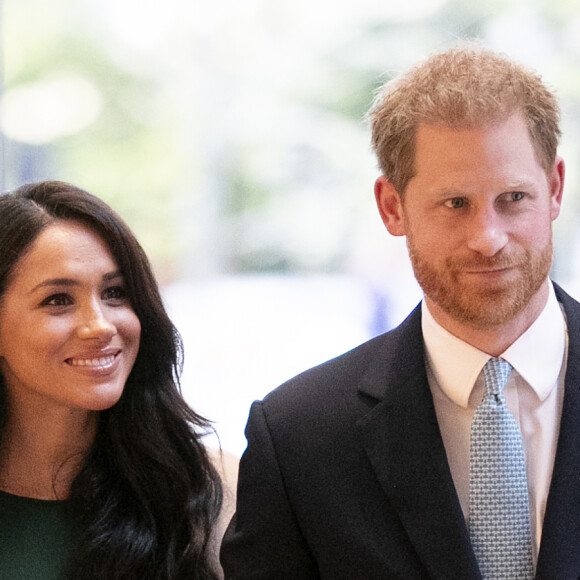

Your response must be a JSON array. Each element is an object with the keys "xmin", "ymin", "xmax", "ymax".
[{"xmin": 0, "ymin": 490, "xmax": 72, "ymax": 580}]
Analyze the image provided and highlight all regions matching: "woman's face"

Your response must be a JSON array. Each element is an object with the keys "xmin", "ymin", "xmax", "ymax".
[{"xmin": 0, "ymin": 220, "xmax": 141, "ymax": 415}]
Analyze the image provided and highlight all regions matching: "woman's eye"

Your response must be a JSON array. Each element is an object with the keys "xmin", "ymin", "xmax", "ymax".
[
  {"xmin": 41, "ymin": 294, "xmax": 73, "ymax": 307},
  {"xmin": 103, "ymin": 286, "xmax": 128, "ymax": 302}
]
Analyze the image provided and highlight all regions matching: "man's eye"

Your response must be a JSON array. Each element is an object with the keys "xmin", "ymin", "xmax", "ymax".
[
  {"xmin": 445, "ymin": 198, "xmax": 466, "ymax": 209},
  {"xmin": 510, "ymin": 191, "xmax": 525, "ymax": 201}
]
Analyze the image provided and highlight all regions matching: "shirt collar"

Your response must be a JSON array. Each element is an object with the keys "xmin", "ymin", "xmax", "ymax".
[{"xmin": 422, "ymin": 281, "xmax": 567, "ymax": 408}]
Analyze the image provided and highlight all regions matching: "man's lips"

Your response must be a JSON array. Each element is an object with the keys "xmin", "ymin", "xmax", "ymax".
[{"xmin": 463, "ymin": 267, "xmax": 513, "ymax": 274}]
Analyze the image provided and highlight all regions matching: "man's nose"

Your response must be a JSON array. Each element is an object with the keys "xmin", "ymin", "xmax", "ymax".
[{"xmin": 466, "ymin": 206, "xmax": 509, "ymax": 257}]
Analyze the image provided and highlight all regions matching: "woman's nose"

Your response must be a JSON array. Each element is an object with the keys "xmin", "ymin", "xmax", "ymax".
[{"xmin": 77, "ymin": 303, "xmax": 116, "ymax": 341}]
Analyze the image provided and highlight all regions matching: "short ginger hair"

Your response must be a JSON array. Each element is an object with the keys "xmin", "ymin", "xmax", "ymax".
[{"xmin": 368, "ymin": 42, "xmax": 561, "ymax": 194}]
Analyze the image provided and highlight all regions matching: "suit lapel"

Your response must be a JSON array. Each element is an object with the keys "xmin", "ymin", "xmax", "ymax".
[
  {"xmin": 357, "ymin": 306, "xmax": 481, "ymax": 579},
  {"xmin": 536, "ymin": 285, "xmax": 580, "ymax": 578}
]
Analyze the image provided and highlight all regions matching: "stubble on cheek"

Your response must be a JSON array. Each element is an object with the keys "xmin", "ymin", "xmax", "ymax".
[{"xmin": 405, "ymin": 233, "xmax": 553, "ymax": 330}]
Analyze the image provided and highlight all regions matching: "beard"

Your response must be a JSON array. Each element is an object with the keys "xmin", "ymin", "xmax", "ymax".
[{"xmin": 406, "ymin": 231, "xmax": 553, "ymax": 330}]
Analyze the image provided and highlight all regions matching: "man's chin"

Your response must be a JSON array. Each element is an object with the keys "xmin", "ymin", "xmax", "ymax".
[
  {"xmin": 431, "ymin": 283, "xmax": 542, "ymax": 330},
  {"xmin": 442, "ymin": 306, "xmax": 520, "ymax": 331}
]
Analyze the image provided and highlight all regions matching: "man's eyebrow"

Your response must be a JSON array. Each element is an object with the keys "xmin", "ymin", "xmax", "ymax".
[
  {"xmin": 436, "ymin": 188, "xmax": 466, "ymax": 197},
  {"xmin": 435, "ymin": 181, "xmax": 537, "ymax": 197},
  {"xmin": 501, "ymin": 180, "xmax": 537, "ymax": 190}
]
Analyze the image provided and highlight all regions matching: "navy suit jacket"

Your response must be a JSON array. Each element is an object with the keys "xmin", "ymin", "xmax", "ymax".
[{"xmin": 221, "ymin": 283, "xmax": 580, "ymax": 579}]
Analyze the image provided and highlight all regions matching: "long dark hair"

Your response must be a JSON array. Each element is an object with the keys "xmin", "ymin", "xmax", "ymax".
[{"xmin": 0, "ymin": 181, "xmax": 222, "ymax": 579}]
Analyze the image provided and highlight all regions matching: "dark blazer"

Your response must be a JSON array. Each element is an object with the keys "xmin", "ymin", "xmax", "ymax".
[{"xmin": 220, "ymin": 283, "xmax": 580, "ymax": 579}]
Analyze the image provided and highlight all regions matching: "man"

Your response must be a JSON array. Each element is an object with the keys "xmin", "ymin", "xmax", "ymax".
[{"xmin": 220, "ymin": 44, "xmax": 580, "ymax": 579}]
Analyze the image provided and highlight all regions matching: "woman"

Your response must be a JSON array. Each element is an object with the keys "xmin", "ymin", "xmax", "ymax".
[{"xmin": 0, "ymin": 181, "xmax": 224, "ymax": 579}]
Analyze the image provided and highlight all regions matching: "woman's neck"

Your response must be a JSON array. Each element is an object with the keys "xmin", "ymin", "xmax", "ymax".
[{"xmin": 0, "ymin": 406, "xmax": 98, "ymax": 500}]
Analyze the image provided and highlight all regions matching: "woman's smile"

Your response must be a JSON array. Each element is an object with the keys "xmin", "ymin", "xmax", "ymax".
[{"xmin": 0, "ymin": 221, "xmax": 141, "ymax": 413}]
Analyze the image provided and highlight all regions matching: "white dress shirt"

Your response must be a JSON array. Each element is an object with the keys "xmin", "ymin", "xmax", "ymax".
[{"xmin": 423, "ymin": 281, "xmax": 568, "ymax": 562}]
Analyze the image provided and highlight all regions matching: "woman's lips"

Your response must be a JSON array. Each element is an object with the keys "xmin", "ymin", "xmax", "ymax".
[{"xmin": 65, "ymin": 350, "xmax": 120, "ymax": 370}]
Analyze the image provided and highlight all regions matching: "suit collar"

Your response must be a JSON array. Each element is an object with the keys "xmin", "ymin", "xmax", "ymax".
[
  {"xmin": 363, "ymin": 285, "xmax": 580, "ymax": 578},
  {"xmin": 536, "ymin": 283, "xmax": 580, "ymax": 577},
  {"xmin": 357, "ymin": 304, "xmax": 425, "ymax": 401},
  {"xmin": 357, "ymin": 304, "xmax": 481, "ymax": 579}
]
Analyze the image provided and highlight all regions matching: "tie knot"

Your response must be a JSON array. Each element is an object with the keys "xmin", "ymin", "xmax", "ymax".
[{"xmin": 482, "ymin": 357, "xmax": 512, "ymax": 397}]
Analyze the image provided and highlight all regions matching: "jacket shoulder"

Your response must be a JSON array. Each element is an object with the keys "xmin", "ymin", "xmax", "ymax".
[{"xmin": 260, "ymin": 304, "xmax": 424, "ymax": 419}]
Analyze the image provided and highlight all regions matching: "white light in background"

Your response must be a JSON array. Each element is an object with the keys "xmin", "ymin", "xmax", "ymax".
[
  {"xmin": 1, "ymin": 74, "xmax": 103, "ymax": 144},
  {"xmin": 99, "ymin": 0, "xmax": 180, "ymax": 50}
]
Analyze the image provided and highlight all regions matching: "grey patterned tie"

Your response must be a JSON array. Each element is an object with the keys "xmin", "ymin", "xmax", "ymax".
[{"xmin": 469, "ymin": 358, "xmax": 534, "ymax": 579}]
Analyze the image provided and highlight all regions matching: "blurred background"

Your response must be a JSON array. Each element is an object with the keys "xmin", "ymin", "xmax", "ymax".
[{"xmin": 3, "ymin": 0, "xmax": 580, "ymax": 455}]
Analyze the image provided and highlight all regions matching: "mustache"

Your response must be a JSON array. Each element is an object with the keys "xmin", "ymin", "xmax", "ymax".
[{"xmin": 447, "ymin": 251, "xmax": 525, "ymax": 270}]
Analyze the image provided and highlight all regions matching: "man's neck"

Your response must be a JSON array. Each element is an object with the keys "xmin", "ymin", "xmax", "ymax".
[{"xmin": 425, "ymin": 280, "xmax": 551, "ymax": 357}]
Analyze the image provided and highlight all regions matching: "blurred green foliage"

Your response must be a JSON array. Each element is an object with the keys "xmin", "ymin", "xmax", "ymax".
[{"xmin": 3, "ymin": 0, "xmax": 580, "ymax": 283}]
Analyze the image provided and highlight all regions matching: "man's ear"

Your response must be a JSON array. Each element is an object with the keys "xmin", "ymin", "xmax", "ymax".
[
  {"xmin": 549, "ymin": 155, "xmax": 565, "ymax": 221},
  {"xmin": 374, "ymin": 176, "xmax": 406, "ymax": 236}
]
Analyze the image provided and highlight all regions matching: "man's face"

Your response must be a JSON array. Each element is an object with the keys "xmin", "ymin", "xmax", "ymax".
[{"xmin": 378, "ymin": 113, "xmax": 563, "ymax": 332}]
